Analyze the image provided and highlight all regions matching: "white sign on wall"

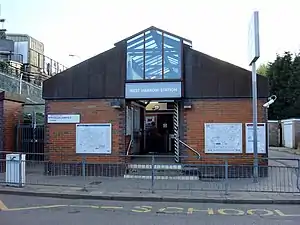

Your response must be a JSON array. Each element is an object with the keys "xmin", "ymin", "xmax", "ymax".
[
  {"xmin": 205, "ymin": 123, "xmax": 243, "ymax": 154},
  {"xmin": 76, "ymin": 123, "xmax": 112, "ymax": 154},
  {"xmin": 47, "ymin": 114, "xmax": 80, "ymax": 123},
  {"xmin": 245, "ymin": 123, "xmax": 266, "ymax": 154}
]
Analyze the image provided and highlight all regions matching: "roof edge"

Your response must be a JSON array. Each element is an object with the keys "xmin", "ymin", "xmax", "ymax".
[{"xmin": 114, "ymin": 26, "xmax": 192, "ymax": 46}]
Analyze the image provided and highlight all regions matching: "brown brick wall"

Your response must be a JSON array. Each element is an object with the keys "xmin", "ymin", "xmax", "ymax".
[
  {"xmin": 45, "ymin": 100, "xmax": 125, "ymax": 163},
  {"xmin": 0, "ymin": 100, "xmax": 3, "ymax": 152},
  {"xmin": 183, "ymin": 99, "xmax": 266, "ymax": 164},
  {"xmin": 3, "ymin": 100, "xmax": 23, "ymax": 152}
]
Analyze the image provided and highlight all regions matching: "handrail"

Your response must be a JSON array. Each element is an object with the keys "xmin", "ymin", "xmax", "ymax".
[
  {"xmin": 176, "ymin": 137, "xmax": 201, "ymax": 159},
  {"xmin": 126, "ymin": 139, "xmax": 133, "ymax": 156}
]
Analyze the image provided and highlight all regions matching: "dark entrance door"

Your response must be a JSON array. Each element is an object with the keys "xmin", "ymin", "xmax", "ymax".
[{"xmin": 156, "ymin": 113, "xmax": 174, "ymax": 154}]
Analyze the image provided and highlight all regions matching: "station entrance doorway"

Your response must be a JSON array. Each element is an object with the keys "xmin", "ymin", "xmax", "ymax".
[{"xmin": 126, "ymin": 100, "xmax": 180, "ymax": 162}]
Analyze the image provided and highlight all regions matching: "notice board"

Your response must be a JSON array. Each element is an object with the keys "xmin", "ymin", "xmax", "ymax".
[
  {"xmin": 205, "ymin": 123, "xmax": 243, "ymax": 153},
  {"xmin": 245, "ymin": 123, "xmax": 266, "ymax": 154},
  {"xmin": 76, "ymin": 123, "xmax": 112, "ymax": 154}
]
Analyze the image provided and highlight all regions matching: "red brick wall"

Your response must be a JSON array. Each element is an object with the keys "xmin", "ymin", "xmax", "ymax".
[
  {"xmin": 0, "ymin": 100, "xmax": 3, "ymax": 152},
  {"xmin": 183, "ymin": 99, "xmax": 266, "ymax": 164},
  {"xmin": 3, "ymin": 100, "xmax": 23, "ymax": 152},
  {"xmin": 45, "ymin": 100, "xmax": 125, "ymax": 163},
  {"xmin": 0, "ymin": 99, "xmax": 23, "ymax": 172}
]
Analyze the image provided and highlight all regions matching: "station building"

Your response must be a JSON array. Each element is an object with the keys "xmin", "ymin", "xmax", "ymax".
[{"xmin": 42, "ymin": 27, "xmax": 268, "ymax": 177}]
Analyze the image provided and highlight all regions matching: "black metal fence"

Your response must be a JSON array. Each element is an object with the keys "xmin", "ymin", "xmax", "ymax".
[{"xmin": 0, "ymin": 153, "xmax": 299, "ymax": 194}]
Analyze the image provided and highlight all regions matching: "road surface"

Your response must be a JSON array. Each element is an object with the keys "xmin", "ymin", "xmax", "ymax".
[{"xmin": 0, "ymin": 194, "xmax": 300, "ymax": 225}]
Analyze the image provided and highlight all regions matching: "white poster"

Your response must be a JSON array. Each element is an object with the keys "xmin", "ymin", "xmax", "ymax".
[
  {"xmin": 205, "ymin": 123, "xmax": 243, "ymax": 153},
  {"xmin": 48, "ymin": 114, "xmax": 80, "ymax": 123},
  {"xmin": 245, "ymin": 123, "xmax": 266, "ymax": 154},
  {"xmin": 76, "ymin": 123, "xmax": 112, "ymax": 154}
]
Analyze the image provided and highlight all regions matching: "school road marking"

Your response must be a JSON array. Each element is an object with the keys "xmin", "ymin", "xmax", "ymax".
[{"xmin": 1, "ymin": 202, "xmax": 300, "ymax": 217}]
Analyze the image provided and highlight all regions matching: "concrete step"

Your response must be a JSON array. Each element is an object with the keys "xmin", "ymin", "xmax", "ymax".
[
  {"xmin": 124, "ymin": 174, "xmax": 199, "ymax": 180},
  {"xmin": 127, "ymin": 164, "xmax": 182, "ymax": 170},
  {"xmin": 125, "ymin": 164, "xmax": 199, "ymax": 180}
]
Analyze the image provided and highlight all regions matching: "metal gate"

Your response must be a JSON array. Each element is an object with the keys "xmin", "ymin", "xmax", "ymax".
[
  {"xmin": 173, "ymin": 101, "xmax": 180, "ymax": 162},
  {"xmin": 16, "ymin": 104, "xmax": 45, "ymax": 161}
]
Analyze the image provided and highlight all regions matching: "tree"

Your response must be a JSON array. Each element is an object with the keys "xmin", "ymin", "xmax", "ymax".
[
  {"xmin": 257, "ymin": 63, "xmax": 268, "ymax": 76},
  {"xmin": 266, "ymin": 51, "xmax": 300, "ymax": 120}
]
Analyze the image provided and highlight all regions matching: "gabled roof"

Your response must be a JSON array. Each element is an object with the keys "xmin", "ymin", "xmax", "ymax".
[{"xmin": 114, "ymin": 26, "xmax": 192, "ymax": 46}]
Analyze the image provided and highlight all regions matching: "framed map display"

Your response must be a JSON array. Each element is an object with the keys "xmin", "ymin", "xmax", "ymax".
[
  {"xmin": 205, "ymin": 123, "xmax": 243, "ymax": 153},
  {"xmin": 76, "ymin": 123, "xmax": 112, "ymax": 154}
]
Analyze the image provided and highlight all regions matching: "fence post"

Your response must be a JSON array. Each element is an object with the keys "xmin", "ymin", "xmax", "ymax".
[
  {"xmin": 81, "ymin": 155, "xmax": 88, "ymax": 192},
  {"xmin": 297, "ymin": 159, "xmax": 300, "ymax": 191},
  {"xmin": 18, "ymin": 153, "xmax": 22, "ymax": 188},
  {"xmin": 151, "ymin": 154, "xmax": 155, "ymax": 193},
  {"xmin": 224, "ymin": 158, "xmax": 229, "ymax": 195}
]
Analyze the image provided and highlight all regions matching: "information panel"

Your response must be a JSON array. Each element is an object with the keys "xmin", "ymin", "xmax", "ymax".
[
  {"xmin": 245, "ymin": 123, "xmax": 266, "ymax": 154},
  {"xmin": 76, "ymin": 123, "xmax": 112, "ymax": 154},
  {"xmin": 205, "ymin": 123, "xmax": 243, "ymax": 153}
]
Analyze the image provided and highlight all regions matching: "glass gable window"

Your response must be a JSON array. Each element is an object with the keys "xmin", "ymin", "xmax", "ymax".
[
  {"xmin": 163, "ymin": 33, "xmax": 181, "ymax": 79},
  {"xmin": 126, "ymin": 33, "xmax": 144, "ymax": 80},
  {"xmin": 126, "ymin": 29, "xmax": 182, "ymax": 80}
]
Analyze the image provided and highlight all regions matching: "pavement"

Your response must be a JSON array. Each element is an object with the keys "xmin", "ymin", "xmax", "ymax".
[
  {"xmin": 1, "ymin": 194, "xmax": 300, "ymax": 225},
  {"xmin": 0, "ymin": 147, "xmax": 299, "ymax": 204},
  {"xmin": 270, "ymin": 146, "xmax": 300, "ymax": 156}
]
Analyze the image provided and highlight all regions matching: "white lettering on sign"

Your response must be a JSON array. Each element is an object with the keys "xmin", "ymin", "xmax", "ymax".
[
  {"xmin": 129, "ymin": 88, "xmax": 178, "ymax": 93},
  {"xmin": 129, "ymin": 89, "xmax": 140, "ymax": 93},
  {"xmin": 47, "ymin": 114, "xmax": 80, "ymax": 124}
]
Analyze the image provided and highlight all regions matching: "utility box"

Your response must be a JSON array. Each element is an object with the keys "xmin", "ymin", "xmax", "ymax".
[
  {"xmin": 5, "ymin": 154, "xmax": 26, "ymax": 187},
  {"xmin": 282, "ymin": 119, "xmax": 300, "ymax": 149}
]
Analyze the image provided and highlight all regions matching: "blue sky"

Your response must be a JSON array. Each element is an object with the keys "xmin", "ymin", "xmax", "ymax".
[{"xmin": 1, "ymin": 0, "xmax": 300, "ymax": 68}]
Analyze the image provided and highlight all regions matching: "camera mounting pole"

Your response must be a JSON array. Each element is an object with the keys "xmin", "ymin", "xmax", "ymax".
[{"xmin": 248, "ymin": 11, "xmax": 260, "ymax": 183}]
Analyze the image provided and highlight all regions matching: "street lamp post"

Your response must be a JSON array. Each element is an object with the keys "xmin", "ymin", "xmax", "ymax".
[{"xmin": 248, "ymin": 11, "xmax": 260, "ymax": 183}]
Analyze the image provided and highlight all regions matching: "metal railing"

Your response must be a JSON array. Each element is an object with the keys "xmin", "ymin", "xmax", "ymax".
[
  {"xmin": 126, "ymin": 139, "xmax": 133, "ymax": 156},
  {"xmin": 0, "ymin": 152, "xmax": 299, "ymax": 195},
  {"xmin": 176, "ymin": 137, "xmax": 201, "ymax": 159},
  {"xmin": 0, "ymin": 71, "xmax": 43, "ymax": 103}
]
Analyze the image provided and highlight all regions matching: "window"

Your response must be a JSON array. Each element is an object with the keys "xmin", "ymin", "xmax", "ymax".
[
  {"xmin": 145, "ymin": 30, "xmax": 162, "ymax": 80},
  {"xmin": 126, "ymin": 33, "xmax": 144, "ymax": 80},
  {"xmin": 163, "ymin": 33, "xmax": 181, "ymax": 79},
  {"xmin": 126, "ymin": 29, "xmax": 182, "ymax": 81}
]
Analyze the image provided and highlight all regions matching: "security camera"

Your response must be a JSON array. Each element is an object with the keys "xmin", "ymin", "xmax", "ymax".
[{"xmin": 263, "ymin": 95, "xmax": 277, "ymax": 108}]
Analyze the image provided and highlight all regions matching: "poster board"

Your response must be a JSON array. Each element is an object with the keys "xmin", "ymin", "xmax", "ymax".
[
  {"xmin": 76, "ymin": 123, "xmax": 112, "ymax": 154},
  {"xmin": 245, "ymin": 123, "xmax": 266, "ymax": 154},
  {"xmin": 205, "ymin": 123, "xmax": 243, "ymax": 153}
]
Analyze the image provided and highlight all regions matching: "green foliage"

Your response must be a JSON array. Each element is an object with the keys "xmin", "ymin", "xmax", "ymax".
[
  {"xmin": 257, "ymin": 63, "xmax": 268, "ymax": 76},
  {"xmin": 266, "ymin": 51, "xmax": 300, "ymax": 120},
  {"xmin": 0, "ymin": 61, "xmax": 8, "ymax": 72},
  {"xmin": 23, "ymin": 112, "xmax": 45, "ymax": 124}
]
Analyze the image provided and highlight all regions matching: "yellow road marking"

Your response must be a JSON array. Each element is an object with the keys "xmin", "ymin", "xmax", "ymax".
[
  {"xmin": 100, "ymin": 206, "xmax": 123, "ymax": 209},
  {"xmin": 187, "ymin": 208, "xmax": 214, "ymax": 215},
  {"xmin": 274, "ymin": 209, "xmax": 300, "ymax": 217},
  {"xmin": 0, "ymin": 200, "xmax": 8, "ymax": 211},
  {"xmin": 218, "ymin": 209, "xmax": 244, "ymax": 216},
  {"xmin": 5, "ymin": 205, "xmax": 67, "ymax": 212},
  {"xmin": 69, "ymin": 205, "xmax": 99, "ymax": 209},
  {"xmin": 158, "ymin": 207, "xmax": 184, "ymax": 213},
  {"xmin": 131, "ymin": 206, "xmax": 152, "ymax": 213},
  {"xmin": 1, "ymin": 203, "xmax": 300, "ymax": 218},
  {"xmin": 247, "ymin": 209, "xmax": 274, "ymax": 216}
]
